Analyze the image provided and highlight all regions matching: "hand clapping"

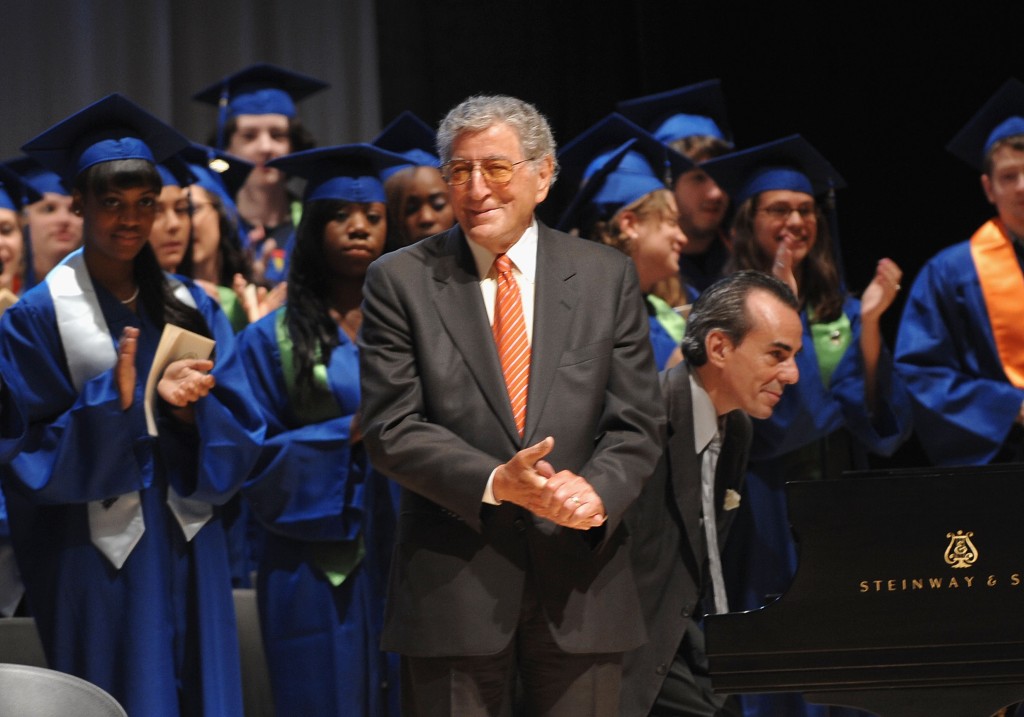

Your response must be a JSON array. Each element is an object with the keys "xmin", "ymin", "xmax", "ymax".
[
  {"xmin": 493, "ymin": 436, "xmax": 607, "ymax": 530},
  {"xmin": 158, "ymin": 358, "xmax": 216, "ymax": 413}
]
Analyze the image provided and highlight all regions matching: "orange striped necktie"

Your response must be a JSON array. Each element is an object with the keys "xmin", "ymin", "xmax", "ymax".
[{"xmin": 492, "ymin": 254, "xmax": 530, "ymax": 437}]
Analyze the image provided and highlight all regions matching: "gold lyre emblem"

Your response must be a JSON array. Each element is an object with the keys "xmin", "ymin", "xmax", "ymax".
[{"xmin": 944, "ymin": 530, "xmax": 978, "ymax": 569}]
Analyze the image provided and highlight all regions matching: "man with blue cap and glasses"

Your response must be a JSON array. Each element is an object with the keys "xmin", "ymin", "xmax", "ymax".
[
  {"xmin": 896, "ymin": 78, "xmax": 1024, "ymax": 468},
  {"xmin": 194, "ymin": 63, "xmax": 328, "ymax": 286}
]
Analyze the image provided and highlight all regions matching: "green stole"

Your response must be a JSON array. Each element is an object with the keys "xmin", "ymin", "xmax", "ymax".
[
  {"xmin": 647, "ymin": 293, "xmax": 687, "ymax": 342},
  {"xmin": 809, "ymin": 310, "xmax": 852, "ymax": 389},
  {"xmin": 275, "ymin": 309, "xmax": 364, "ymax": 587}
]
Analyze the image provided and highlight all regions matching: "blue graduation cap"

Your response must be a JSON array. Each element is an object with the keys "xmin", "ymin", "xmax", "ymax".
[
  {"xmin": 699, "ymin": 135, "xmax": 845, "ymax": 206},
  {"xmin": 947, "ymin": 78, "xmax": 1024, "ymax": 171},
  {"xmin": 267, "ymin": 144, "xmax": 412, "ymax": 203},
  {"xmin": 556, "ymin": 139, "xmax": 645, "ymax": 233},
  {"xmin": 178, "ymin": 143, "xmax": 253, "ymax": 225},
  {"xmin": 372, "ymin": 111, "xmax": 440, "ymax": 178},
  {"xmin": 0, "ymin": 164, "xmax": 42, "ymax": 212},
  {"xmin": 21, "ymin": 93, "xmax": 191, "ymax": 186},
  {"xmin": 557, "ymin": 119, "xmax": 694, "ymax": 234},
  {"xmin": 616, "ymin": 79, "xmax": 733, "ymax": 146},
  {"xmin": 156, "ymin": 156, "xmax": 195, "ymax": 188},
  {"xmin": 193, "ymin": 63, "xmax": 329, "ymax": 149},
  {"xmin": 558, "ymin": 113, "xmax": 693, "ymax": 191},
  {"xmin": 3, "ymin": 156, "xmax": 68, "ymax": 196}
]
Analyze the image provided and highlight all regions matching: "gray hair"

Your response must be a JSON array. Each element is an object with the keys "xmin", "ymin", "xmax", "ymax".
[
  {"xmin": 436, "ymin": 94, "xmax": 560, "ymax": 185},
  {"xmin": 681, "ymin": 271, "xmax": 799, "ymax": 366}
]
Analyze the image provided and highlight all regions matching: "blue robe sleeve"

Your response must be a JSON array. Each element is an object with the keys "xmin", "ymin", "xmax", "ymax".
[
  {"xmin": 0, "ymin": 284, "xmax": 265, "ymax": 506},
  {"xmin": 751, "ymin": 298, "xmax": 912, "ymax": 461},
  {"xmin": 828, "ymin": 297, "xmax": 913, "ymax": 456},
  {"xmin": 895, "ymin": 243, "xmax": 1024, "ymax": 465},
  {"xmin": 0, "ymin": 292, "xmax": 150, "ymax": 502},
  {"xmin": 647, "ymin": 314, "xmax": 677, "ymax": 371},
  {"xmin": 157, "ymin": 284, "xmax": 266, "ymax": 505},
  {"xmin": 0, "ymin": 359, "xmax": 28, "ymax": 465},
  {"xmin": 238, "ymin": 313, "xmax": 363, "ymax": 543}
]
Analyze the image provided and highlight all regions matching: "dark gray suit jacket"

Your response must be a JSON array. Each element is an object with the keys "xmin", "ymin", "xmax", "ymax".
[
  {"xmin": 620, "ymin": 362, "xmax": 752, "ymax": 716},
  {"xmin": 359, "ymin": 221, "xmax": 665, "ymax": 657}
]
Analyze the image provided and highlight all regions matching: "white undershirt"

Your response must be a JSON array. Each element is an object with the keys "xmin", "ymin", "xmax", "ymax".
[{"xmin": 466, "ymin": 220, "xmax": 538, "ymax": 345}]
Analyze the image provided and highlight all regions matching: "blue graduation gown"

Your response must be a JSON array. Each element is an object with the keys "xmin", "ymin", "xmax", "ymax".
[
  {"xmin": 0, "ymin": 277, "xmax": 264, "ymax": 717},
  {"xmin": 722, "ymin": 297, "xmax": 913, "ymax": 717},
  {"xmin": 649, "ymin": 314, "xmax": 678, "ymax": 371},
  {"xmin": 894, "ymin": 239, "xmax": 1024, "ymax": 466},
  {"xmin": 0, "ymin": 367, "xmax": 27, "ymax": 616},
  {"xmin": 238, "ymin": 309, "xmax": 398, "ymax": 717}
]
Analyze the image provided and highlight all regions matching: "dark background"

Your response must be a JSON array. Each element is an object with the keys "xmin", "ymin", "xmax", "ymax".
[{"xmin": 377, "ymin": 0, "xmax": 1024, "ymax": 468}]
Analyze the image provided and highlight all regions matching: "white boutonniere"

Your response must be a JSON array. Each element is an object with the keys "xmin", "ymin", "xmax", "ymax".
[{"xmin": 723, "ymin": 489, "xmax": 741, "ymax": 511}]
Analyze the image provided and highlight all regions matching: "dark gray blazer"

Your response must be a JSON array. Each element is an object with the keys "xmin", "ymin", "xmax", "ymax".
[
  {"xmin": 620, "ymin": 362, "xmax": 752, "ymax": 716},
  {"xmin": 359, "ymin": 221, "xmax": 665, "ymax": 657}
]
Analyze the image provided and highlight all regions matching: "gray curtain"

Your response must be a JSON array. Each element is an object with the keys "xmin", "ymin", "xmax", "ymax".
[{"xmin": 0, "ymin": 0, "xmax": 381, "ymax": 158}]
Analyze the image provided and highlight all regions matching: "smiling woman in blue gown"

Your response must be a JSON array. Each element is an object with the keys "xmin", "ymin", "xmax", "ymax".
[
  {"xmin": 0, "ymin": 94, "xmax": 265, "ymax": 717},
  {"xmin": 557, "ymin": 114, "xmax": 693, "ymax": 370},
  {"xmin": 237, "ymin": 144, "xmax": 407, "ymax": 717},
  {"xmin": 702, "ymin": 136, "xmax": 913, "ymax": 717}
]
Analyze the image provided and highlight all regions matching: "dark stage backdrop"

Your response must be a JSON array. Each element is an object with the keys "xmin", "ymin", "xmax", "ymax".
[{"xmin": 0, "ymin": 0, "xmax": 383, "ymax": 165}]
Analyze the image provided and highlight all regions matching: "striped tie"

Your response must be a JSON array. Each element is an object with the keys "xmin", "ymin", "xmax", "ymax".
[{"xmin": 492, "ymin": 254, "xmax": 530, "ymax": 437}]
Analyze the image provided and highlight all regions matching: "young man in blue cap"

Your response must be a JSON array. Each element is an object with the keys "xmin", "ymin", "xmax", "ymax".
[
  {"xmin": 896, "ymin": 78, "xmax": 1024, "ymax": 466},
  {"xmin": 194, "ymin": 63, "xmax": 328, "ymax": 285}
]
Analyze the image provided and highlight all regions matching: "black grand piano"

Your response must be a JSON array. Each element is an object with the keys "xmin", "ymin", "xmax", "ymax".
[{"xmin": 705, "ymin": 464, "xmax": 1024, "ymax": 717}]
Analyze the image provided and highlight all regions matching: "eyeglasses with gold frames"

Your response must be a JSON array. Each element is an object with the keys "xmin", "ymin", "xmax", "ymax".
[{"xmin": 441, "ymin": 158, "xmax": 533, "ymax": 186}]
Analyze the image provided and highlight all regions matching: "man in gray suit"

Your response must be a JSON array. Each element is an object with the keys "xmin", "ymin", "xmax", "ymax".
[
  {"xmin": 359, "ymin": 95, "xmax": 665, "ymax": 716},
  {"xmin": 621, "ymin": 271, "xmax": 802, "ymax": 716}
]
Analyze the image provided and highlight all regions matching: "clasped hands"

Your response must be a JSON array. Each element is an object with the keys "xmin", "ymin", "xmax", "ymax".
[
  {"xmin": 116, "ymin": 327, "xmax": 216, "ymax": 422},
  {"xmin": 492, "ymin": 436, "xmax": 606, "ymax": 530}
]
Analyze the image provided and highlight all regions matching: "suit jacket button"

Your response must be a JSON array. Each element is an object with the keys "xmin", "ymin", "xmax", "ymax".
[
  {"xmin": 656, "ymin": 663, "xmax": 668, "ymax": 676},
  {"xmin": 513, "ymin": 518, "xmax": 526, "ymax": 532}
]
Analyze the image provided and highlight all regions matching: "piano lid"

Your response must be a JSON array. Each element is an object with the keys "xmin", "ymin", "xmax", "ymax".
[{"xmin": 706, "ymin": 463, "xmax": 1024, "ymax": 717}]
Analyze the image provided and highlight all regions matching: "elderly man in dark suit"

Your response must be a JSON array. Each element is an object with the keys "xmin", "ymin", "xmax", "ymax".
[
  {"xmin": 621, "ymin": 271, "xmax": 802, "ymax": 717},
  {"xmin": 359, "ymin": 94, "xmax": 665, "ymax": 716}
]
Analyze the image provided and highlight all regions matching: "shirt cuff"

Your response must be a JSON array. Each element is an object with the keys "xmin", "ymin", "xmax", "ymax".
[{"xmin": 483, "ymin": 466, "xmax": 501, "ymax": 505}]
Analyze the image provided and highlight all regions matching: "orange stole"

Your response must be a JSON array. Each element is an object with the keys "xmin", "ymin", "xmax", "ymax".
[{"xmin": 970, "ymin": 219, "xmax": 1024, "ymax": 387}]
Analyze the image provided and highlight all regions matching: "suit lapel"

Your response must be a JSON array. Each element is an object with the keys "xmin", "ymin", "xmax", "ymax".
[
  {"xmin": 431, "ymin": 227, "xmax": 518, "ymax": 438},
  {"xmin": 525, "ymin": 224, "xmax": 577, "ymax": 443},
  {"xmin": 664, "ymin": 365, "xmax": 706, "ymax": 566}
]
